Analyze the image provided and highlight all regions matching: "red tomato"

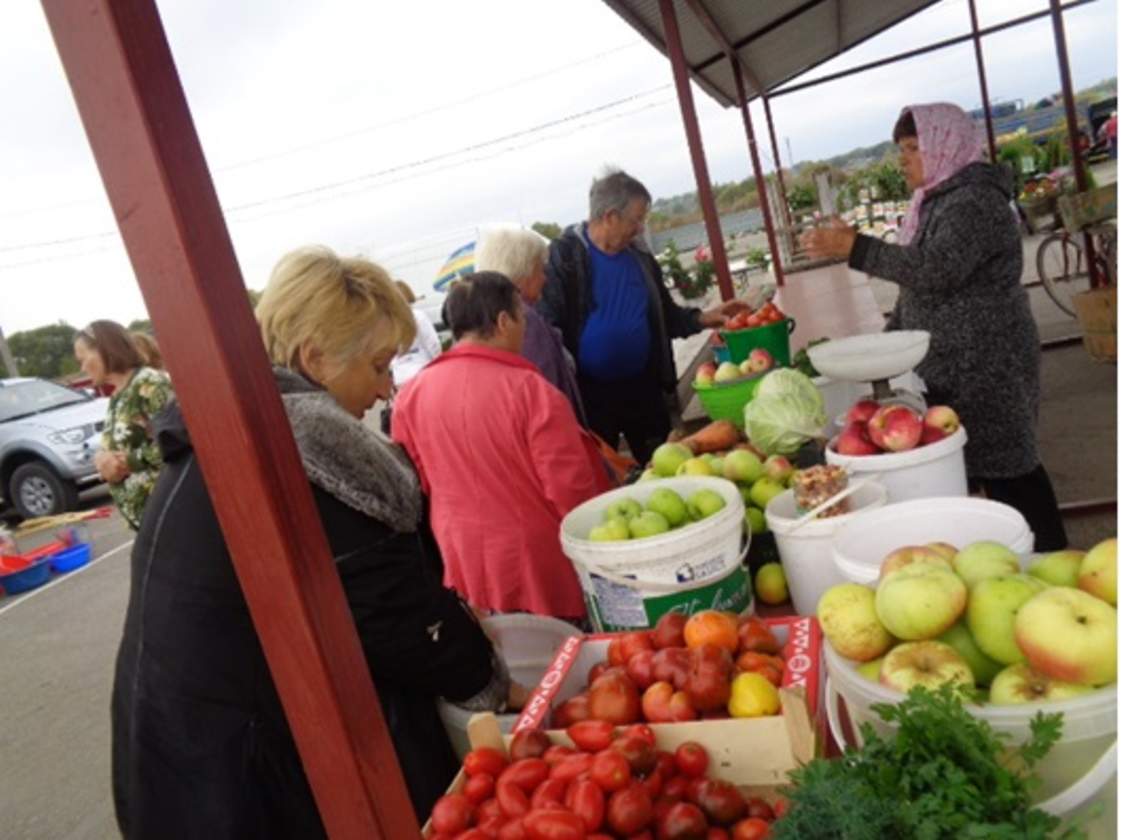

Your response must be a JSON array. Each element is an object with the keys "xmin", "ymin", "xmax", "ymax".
[
  {"xmin": 496, "ymin": 782, "xmax": 530, "ymax": 818},
  {"xmin": 651, "ymin": 648, "xmax": 692, "ymax": 689},
  {"xmin": 522, "ymin": 809, "xmax": 587, "ymax": 840},
  {"xmin": 768, "ymin": 311, "xmax": 784, "ymax": 323},
  {"xmin": 622, "ymin": 631, "xmax": 655, "ymax": 657},
  {"xmin": 590, "ymin": 750, "xmax": 632, "ymax": 793},
  {"xmin": 588, "ymin": 663, "xmax": 612, "ymax": 685},
  {"xmin": 642, "ymin": 767, "xmax": 663, "ymax": 799},
  {"xmin": 476, "ymin": 797, "xmax": 502, "ymax": 824},
  {"xmin": 625, "ymin": 650, "xmax": 656, "ymax": 691},
  {"xmin": 586, "ymin": 835, "xmax": 616, "ymax": 840},
  {"xmin": 610, "ymin": 736, "xmax": 657, "ymax": 776},
  {"xmin": 477, "ymin": 814, "xmax": 509, "ymax": 835},
  {"xmin": 498, "ymin": 818, "xmax": 527, "ymax": 840},
  {"xmin": 622, "ymin": 723, "xmax": 656, "ymax": 747},
  {"xmin": 550, "ymin": 752, "xmax": 595, "ymax": 782},
  {"xmin": 651, "ymin": 612, "xmax": 688, "ymax": 649},
  {"xmin": 653, "ymin": 796, "xmax": 681, "ymax": 824},
  {"xmin": 606, "ymin": 785, "xmax": 653, "ymax": 836},
  {"xmin": 736, "ymin": 618, "xmax": 781, "ymax": 655},
  {"xmin": 463, "ymin": 773, "xmax": 495, "ymax": 806},
  {"xmin": 463, "ymin": 747, "xmax": 508, "ymax": 779},
  {"xmin": 454, "ymin": 830, "xmax": 492, "ymax": 840},
  {"xmin": 685, "ymin": 777, "xmax": 712, "ymax": 804},
  {"xmin": 655, "ymin": 750, "xmax": 677, "ymax": 779},
  {"xmin": 707, "ymin": 829, "xmax": 730, "ymax": 840},
  {"xmin": 431, "ymin": 793, "xmax": 474, "ymax": 834},
  {"xmin": 565, "ymin": 779, "xmax": 605, "ymax": 832},
  {"xmin": 657, "ymin": 801, "xmax": 709, "ymax": 840},
  {"xmin": 498, "ymin": 757, "xmax": 550, "ymax": 794},
  {"xmin": 567, "ymin": 720, "xmax": 615, "ymax": 752},
  {"xmin": 532, "ymin": 778, "xmax": 568, "ymax": 810},
  {"xmin": 544, "ymin": 745, "xmax": 580, "ymax": 766},
  {"xmin": 661, "ymin": 776, "xmax": 689, "ymax": 800},
  {"xmin": 674, "ymin": 742, "xmax": 710, "ymax": 779},
  {"xmin": 587, "ymin": 672, "xmax": 642, "ymax": 726},
  {"xmin": 607, "ymin": 637, "xmax": 628, "ymax": 666},
  {"xmin": 731, "ymin": 817, "xmax": 771, "ymax": 840},
  {"xmin": 553, "ymin": 695, "xmax": 592, "ymax": 729},
  {"xmin": 747, "ymin": 797, "xmax": 775, "ymax": 821},
  {"xmin": 510, "ymin": 729, "xmax": 552, "ymax": 762},
  {"xmin": 746, "ymin": 313, "xmax": 763, "ymax": 328},
  {"xmin": 693, "ymin": 780, "xmax": 747, "ymax": 826}
]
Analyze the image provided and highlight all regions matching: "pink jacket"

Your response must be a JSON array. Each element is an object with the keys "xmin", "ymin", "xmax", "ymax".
[{"xmin": 392, "ymin": 344, "xmax": 610, "ymax": 619}]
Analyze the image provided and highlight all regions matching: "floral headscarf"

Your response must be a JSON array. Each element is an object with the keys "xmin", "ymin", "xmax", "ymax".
[{"xmin": 897, "ymin": 103, "xmax": 987, "ymax": 245}]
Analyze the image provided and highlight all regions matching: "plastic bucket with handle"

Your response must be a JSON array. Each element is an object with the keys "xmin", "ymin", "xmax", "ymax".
[
  {"xmin": 824, "ymin": 427, "xmax": 968, "ymax": 503},
  {"xmin": 722, "ymin": 318, "xmax": 795, "ymax": 367}
]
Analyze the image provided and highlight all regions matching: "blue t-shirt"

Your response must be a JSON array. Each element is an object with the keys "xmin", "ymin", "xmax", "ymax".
[{"xmin": 577, "ymin": 229, "xmax": 651, "ymax": 381}]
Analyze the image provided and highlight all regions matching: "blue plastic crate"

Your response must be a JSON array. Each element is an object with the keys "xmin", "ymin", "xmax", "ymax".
[
  {"xmin": 0, "ymin": 557, "xmax": 52, "ymax": 595},
  {"xmin": 50, "ymin": 543, "xmax": 92, "ymax": 574}
]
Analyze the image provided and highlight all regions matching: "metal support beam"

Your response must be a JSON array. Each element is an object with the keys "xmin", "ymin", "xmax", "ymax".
[
  {"xmin": 39, "ymin": 2, "xmax": 419, "ymax": 837},
  {"xmin": 761, "ymin": 96, "xmax": 793, "ymax": 253},
  {"xmin": 1049, "ymin": 0, "xmax": 1103, "ymax": 288},
  {"xmin": 658, "ymin": 0, "xmax": 735, "ymax": 300},
  {"xmin": 967, "ymin": 0, "xmax": 999, "ymax": 163},
  {"xmin": 730, "ymin": 57, "xmax": 785, "ymax": 287}
]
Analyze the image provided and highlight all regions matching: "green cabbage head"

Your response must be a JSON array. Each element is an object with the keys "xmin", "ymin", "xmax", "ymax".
[{"xmin": 744, "ymin": 368, "xmax": 827, "ymax": 456}]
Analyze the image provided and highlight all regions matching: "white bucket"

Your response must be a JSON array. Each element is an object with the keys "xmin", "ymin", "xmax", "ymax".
[
  {"xmin": 561, "ymin": 477, "xmax": 745, "ymax": 585},
  {"xmin": 437, "ymin": 614, "xmax": 582, "ymax": 757},
  {"xmin": 831, "ymin": 496, "xmax": 1033, "ymax": 585},
  {"xmin": 764, "ymin": 482, "xmax": 889, "ymax": 616},
  {"xmin": 824, "ymin": 426, "xmax": 968, "ymax": 503},
  {"xmin": 824, "ymin": 639, "xmax": 1117, "ymax": 827}
]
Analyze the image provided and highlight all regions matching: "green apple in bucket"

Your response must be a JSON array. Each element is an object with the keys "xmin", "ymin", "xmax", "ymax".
[
  {"xmin": 651, "ymin": 442, "xmax": 693, "ymax": 477},
  {"xmin": 628, "ymin": 510, "xmax": 671, "ymax": 539},
  {"xmin": 1028, "ymin": 549, "xmax": 1084, "ymax": 588},
  {"xmin": 686, "ymin": 488, "xmax": 726, "ymax": 521},
  {"xmin": 605, "ymin": 498, "xmax": 642, "ymax": 522},
  {"xmin": 646, "ymin": 487, "xmax": 689, "ymax": 527},
  {"xmin": 589, "ymin": 517, "xmax": 631, "ymax": 541}
]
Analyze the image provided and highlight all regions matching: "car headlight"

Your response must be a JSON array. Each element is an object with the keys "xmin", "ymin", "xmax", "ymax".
[{"xmin": 48, "ymin": 425, "xmax": 94, "ymax": 445}]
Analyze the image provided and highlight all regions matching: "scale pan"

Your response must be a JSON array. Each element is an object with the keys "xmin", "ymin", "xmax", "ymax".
[{"xmin": 807, "ymin": 331, "xmax": 930, "ymax": 382}]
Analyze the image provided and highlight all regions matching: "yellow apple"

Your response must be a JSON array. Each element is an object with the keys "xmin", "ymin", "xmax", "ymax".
[
  {"xmin": 1014, "ymin": 587, "xmax": 1117, "ymax": 686},
  {"xmin": 1029, "ymin": 549, "xmax": 1085, "ymax": 588},
  {"xmin": 817, "ymin": 583, "xmax": 895, "ymax": 662},
  {"xmin": 952, "ymin": 541, "xmax": 1020, "ymax": 589},
  {"xmin": 880, "ymin": 641, "xmax": 974, "ymax": 694},
  {"xmin": 988, "ymin": 663, "xmax": 1095, "ymax": 705},
  {"xmin": 877, "ymin": 545, "xmax": 953, "ymax": 582},
  {"xmin": 1077, "ymin": 538, "xmax": 1117, "ymax": 606},
  {"xmin": 875, "ymin": 562, "xmax": 967, "ymax": 640},
  {"xmin": 755, "ymin": 562, "xmax": 789, "ymax": 605}
]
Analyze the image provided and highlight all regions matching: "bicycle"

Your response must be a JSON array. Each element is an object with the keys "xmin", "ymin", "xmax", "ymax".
[{"xmin": 1035, "ymin": 184, "xmax": 1117, "ymax": 318}]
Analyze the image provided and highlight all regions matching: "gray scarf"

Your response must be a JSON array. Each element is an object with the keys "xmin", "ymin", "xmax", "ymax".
[{"xmin": 275, "ymin": 368, "xmax": 422, "ymax": 533}]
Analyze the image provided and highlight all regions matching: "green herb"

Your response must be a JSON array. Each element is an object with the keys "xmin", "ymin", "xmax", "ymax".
[
  {"xmin": 792, "ymin": 338, "xmax": 829, "ymax": 379},
  {"xmin": 774, "ymin": 685, "xmax": 1084, "ymax": 840}
]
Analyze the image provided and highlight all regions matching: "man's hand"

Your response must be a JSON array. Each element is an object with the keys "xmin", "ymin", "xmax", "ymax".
[
  {"xmin": 800, "ymin": 217, "xmax": 857, "ymax": 261},
  {"xmin": 95, "ymin": 450, "xmax": 130, "ymax": 485},
  {"xmin": 698, "ymin": 298, "xmax": 750, "ymax": 328}
]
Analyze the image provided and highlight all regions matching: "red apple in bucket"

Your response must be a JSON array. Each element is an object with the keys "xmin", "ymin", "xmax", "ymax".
[
  {"xmin": 835, "ymin": 420, "xmax": 880, "ymax": 456},
  {"xmin": 845, "ymin": 399, "xmax": 879, "ymax": 425},
  {"xmin": 747, "ymin": 348, "xmax": 774, "ymax": 374},
  {"xmin": 920, "ymin": 405, "xmax": 960, "ymax": 445},
  {"xmin": 867, "ymin": 405, "xmax": 923, "ymax": 452},
  {"xmin": 694, "ymin": 362, "xmax": 716, "ymax": 387}
]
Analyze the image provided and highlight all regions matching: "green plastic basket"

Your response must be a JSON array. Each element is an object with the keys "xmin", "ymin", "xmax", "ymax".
[
  {"xmin": 693, "ymin": 374, "xmax": 763, "ymax": 426},
  {"xmin": 722, "ymin": 317, "xmax": 795, "ymax": 367}
]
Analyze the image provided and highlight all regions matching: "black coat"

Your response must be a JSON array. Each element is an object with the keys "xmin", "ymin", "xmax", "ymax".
[
  {"xmin": 849, "ymin": 162, "xmax": 1041, "ymax": 479},
  {"xmin": 111, "ymin": 403, "xmax": 498, "ymax": 838}
]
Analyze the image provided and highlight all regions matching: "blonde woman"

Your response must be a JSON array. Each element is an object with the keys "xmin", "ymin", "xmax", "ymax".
[
  {"xmin": 476, "ymin": 226, "xmax": 587, "ymax": 423},
  {"xmin": 111, "ymin": 247, "xmax": 521, "ymax": 836}
]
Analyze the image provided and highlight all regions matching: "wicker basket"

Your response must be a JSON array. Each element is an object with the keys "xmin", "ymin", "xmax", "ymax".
[
  {"xmin": 1071, "ymin": 286, "xmax": 1117, "ymax": 363},
  {"xmin": 1057, "ymin": 184, "xmax": 1118, "ymax": 232}
]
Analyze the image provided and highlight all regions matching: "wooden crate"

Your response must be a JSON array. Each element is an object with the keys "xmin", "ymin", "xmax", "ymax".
[{"xmin": 1072, "ymin": 286, "xmax": 1117, "ymax": 363}]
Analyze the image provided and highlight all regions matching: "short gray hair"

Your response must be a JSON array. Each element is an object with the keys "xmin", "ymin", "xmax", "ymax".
[
  {"xmin": 476, "ymin": 227, "xmax": 549, "ymax": 283},
  {"xmin": 589, "ymin": 169, "xmax": 651, "ymax": 221}
]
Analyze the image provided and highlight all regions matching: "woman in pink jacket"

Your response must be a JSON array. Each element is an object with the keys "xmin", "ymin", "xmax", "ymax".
[{"xmin": 392, "ymin": 271, "xmax": 611, "ymax": 623}]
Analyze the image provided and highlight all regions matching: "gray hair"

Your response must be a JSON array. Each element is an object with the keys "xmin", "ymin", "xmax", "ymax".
[
  {"xmin": 476, "ymin": 227, "xmax": 549, "ymax": 283},
  {"xmin": 588, "ymin": 169, "xmax": 651, "ymax": 221}
]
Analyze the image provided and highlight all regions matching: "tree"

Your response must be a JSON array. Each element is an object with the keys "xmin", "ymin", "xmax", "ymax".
[
  {"xmin": 531, "ymin": 221, "xmax": 562, "ymax": 240},
  {"xmin": 7, "ymin": 322, "xmax": 80, "ymax": 379}
]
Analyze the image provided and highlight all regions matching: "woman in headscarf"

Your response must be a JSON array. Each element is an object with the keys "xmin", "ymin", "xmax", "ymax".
[{"xmin": 802, "ymin": 102, "xmax": 1067, "ymax": 550}]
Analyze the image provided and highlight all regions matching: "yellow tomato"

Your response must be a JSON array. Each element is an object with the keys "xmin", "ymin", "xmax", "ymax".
[{"xmin": 728, "ymin": 672, "xmax": 781, "ymax": 718}]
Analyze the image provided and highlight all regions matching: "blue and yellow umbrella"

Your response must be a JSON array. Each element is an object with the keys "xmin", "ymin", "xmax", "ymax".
[{"xmin": 432, "ymin": 241, "xmax": 476, "ymax": 292}]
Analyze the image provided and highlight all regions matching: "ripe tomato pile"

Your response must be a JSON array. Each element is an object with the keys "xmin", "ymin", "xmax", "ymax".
[
  {"xmin": 552, "ymin": 611, "xmax": 786, "ymax": 726},
  {"xmin": 723, "ymin": 301, "xmax": 786, "ymax": 332},
  {"xmin": 427, "ymin": 728, "xmax": 787, "ymax": 839}
]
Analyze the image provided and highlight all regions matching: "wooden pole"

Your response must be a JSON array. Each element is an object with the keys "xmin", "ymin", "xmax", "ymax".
[
  {"xmin": 967, "ymin": 0, "xmax": 999, "ymax": 162},
  {"xmin": 39, "ymin": 2, "xmax": 420, "ymax": 836}
]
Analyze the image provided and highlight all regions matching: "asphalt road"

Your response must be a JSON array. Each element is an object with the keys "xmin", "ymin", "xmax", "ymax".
[{"xmin": 1, "ymin": 488, "xmax": 132, "ymax": 840}]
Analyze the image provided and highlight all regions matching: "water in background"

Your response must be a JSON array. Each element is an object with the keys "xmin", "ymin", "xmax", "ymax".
[{"xmin": 647, "ymin": 208, "xmax": 766, "ymax": 253}]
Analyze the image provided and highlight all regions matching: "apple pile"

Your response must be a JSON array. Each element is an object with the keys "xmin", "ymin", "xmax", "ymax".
[
  {"xmin": 817, "ymin": 537, "xmax": 1118, "ymax": 704},
  {"xmin": 722, "ymin": 300, "xmax": 788, "ymax": 332},
  {"xmin": 833, "ymin": 399, "xmax": 960, "ymax": 456},
  {"xmin": 694, "ymin": 349, "xmax": 775, "ymax": 387},
  {"xmin": 588, "ymin": 487, "xmax": 729, "ymax": 542},
  {"xmin": 426, "ymin": 731, "xmax": 786, "ymax": 839},
  {"xmin": 550, "ymin": 611, "xmax": 787, "ymax": 729}
]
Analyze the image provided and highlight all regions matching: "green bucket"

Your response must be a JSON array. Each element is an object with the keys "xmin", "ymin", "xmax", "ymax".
[
  {"xmin": 692, "ymin": 374, "xmax": 763, "ymax": 426},
  {"xmin": 723, "ymin": 318, "xmax": 795, "ymax": 367}
]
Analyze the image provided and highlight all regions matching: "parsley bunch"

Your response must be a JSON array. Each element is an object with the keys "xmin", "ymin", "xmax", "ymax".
[{"xmin": 775, "ymin": 685, "xmax": 1083, "ymax": 839}]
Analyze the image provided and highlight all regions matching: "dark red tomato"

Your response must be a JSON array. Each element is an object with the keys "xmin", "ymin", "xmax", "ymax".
[
  {"xmin": 463, "ymin": 747, "xmax": 508, "ymax": 779},
  {"xmin": 498, "ymin": 818, "xmax": 527, "ymax": 840},
  {"xmin": 622, "ymin": 723, "xmax": 657, "ymax": 748},
  {"xmin": 626, "ymin": 650, "xmax": 656, "ymax": 691},
  {"xmin": 566, "ymin": 778, "xmax": 605, "ymax": 832},
  {"xmin": 476, "ymin": 797, "xmax": 502, "ymax": 824},
  {"xmin": 686, "ymin": 778, "xmax": 712, "ymax": 804},
  {"xmin": 651, "ymin": 611, "xmax": 688, "ymax": 649},
  {"xmin": 642, "ymin": 767, "xmax": 664, "ymax": 799},
  {"xmin": 477, "ymin": 814, "xmax": 509, "ymax": 836},
  {"xmin": 568, "ymin": 720, "xmax": 615, "ymax": 752},
  {"xmin": 585, "ymin": 835, "xmax": 616, "ymax": 840},
  {"xmin": 655, "ymin": 750, "xmax": 677, "ymax": 780},
  {"xmin": 661, "ymin": 776, "xmax": 688, "ymax": 800},
  {"xmin": 653, "ymin": 796, "xmax": 682, "ymax": 824},
  {"xmin": 707, "ymin": 829, "xmax": 730, "ymax": 840},
  {"xmin": 623, "ymin": 632, "xmax": 655, "ymax": 658},
  {"xmin": 606, "ymin": 785, "xmax": 654, "ymax": 836},
  {"xmin": 532, "ymin": 778, "xmax": 568, "ymax": 811},
  {"xmin": 731, "ymin": 817, "xmax": 771, "ymax": 840},
  {"xmin": 587, "ymin": 672, "xmax": 642, "ymax": 726},
  {"xmin": 496, "ymin": 782, "xmax": 530, "ymax": 818},
  {"xmin": 454, "ymin": 830, "xmax": 492, "ymax": 840},
  {"xmin": 746, "ymin": 798, "xmax": 775, "ymax": 821},
  {"xmin": 431, "ymin": 793, "xmax": 474, "ymax": 834},
  {"xmin": 510, "ymin": 729, "xmax": 552, "ymax": 762},
  {"xmin": 463, "ymin": 773, "xmax": 495, "ymax": 806},
  {"xmin": 590, "ymin": 750, "xmax": 632, "ymax": 793},
  {"xmin": 658, "ymin": 801, "xmax": 710, "ymax": 840},
  {"xmin": 694, "ymin": 780, "xmax": 747, "ymax": 826},
  {"xmin": 553, "ymin": 695, "xmax": 592, "ymax": 729},
  {"xmin": 544, "ymin": 745, "xmax": 580, "ymax": 766},
  {"xmin": 611, "ymin": 736, "xmax": 657, "ymax": 776},
  {"xmin": 627, "ymin": 833, "xmax": 653, "ymax": 840},
  {"xmin": 550, "ymin": 753, "xmax": 595, "ymax": 782},
  {"xmin": 498, "ymin": 757, "xmax": 550, "ymax": 794},
  {"xmin": 674, "ymin": 742, "xmax": 710, "ymax": 779},
  {"xmin": 522, "ymin": 809, "xmax": 587, "ymax": 840},
  {"xmin": 589, "ymin": 662, "xmax": 612, "ymax": 685},
  {"xmin": 607, "ymin": 637, "xmax": 627, "ymax": 666}
]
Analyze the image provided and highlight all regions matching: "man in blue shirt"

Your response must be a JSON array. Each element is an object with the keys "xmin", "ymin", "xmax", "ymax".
[{"xmin": 540, "ymin": 170, "xmax": 747, "ymax": 463}]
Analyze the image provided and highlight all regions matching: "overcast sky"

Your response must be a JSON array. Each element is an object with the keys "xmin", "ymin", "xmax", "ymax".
[{"xmin": 0, "ymin": 0, "xmax": 1118, "ymax": 335}]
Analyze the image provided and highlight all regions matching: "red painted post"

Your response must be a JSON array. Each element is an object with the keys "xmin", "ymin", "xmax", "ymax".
[
  {"xmin": 657, "ymin": 0, "xmax": 735, "ymax": 301},
  {"xmin": 967, "ymin": 0, "xmax": 999, "ymax": 163},
  {"xmin": 39, "ymin": 2, "xmax": 420, "ymax": 837},
  {"xmin": 731, "ymin": 57, "xmax": 785, "ymax": 288},
  {"xmin": 1048, "ymin": 0, "xmax": 1102, "ymax": 287}
]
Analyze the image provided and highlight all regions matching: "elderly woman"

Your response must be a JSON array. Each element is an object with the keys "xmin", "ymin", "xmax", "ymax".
[
  {"xmin": 111, "ymin": 247, "xmax": 521, "ymax": 838},
  {"xmin": 73, "ymin": 320, "xmax": 173, "ymax": 530},
  {"xmin": 476, "ymin": 227, "xmax": 587, "ymax": 423},
  {"xmin": 802, "ymin": 103, "xmax": 1066, "ymax": 550},
  {"xmin": 393, "ymin": 271, "xmax": 610, "ymax": 624}
]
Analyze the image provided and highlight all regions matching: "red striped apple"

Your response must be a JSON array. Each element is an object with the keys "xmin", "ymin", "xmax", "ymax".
[
  {"xmin": 695, "ymin": 362, "xmax": 717, "ymax": 387},
  {"xmin": 1014, "ymin": 587, "xmax": 1117, "ymax": 685},
  {"xmin": 845, "ymin": 399, "xmax": 879, "ymax": 425},
  {"xmin": 920, "ymin": 405, "xmax": 960, "ymax": 445},
  {"xmin": 867, "ymin": 404, "xmax": 923, "ymax": 452},
  {"xmin": 835, "ymin": 420, "xmax": 880, "ymax": 456},
  {"xmin": 747, "ymin": 348, "xmax": 774, "ymax": 374}
]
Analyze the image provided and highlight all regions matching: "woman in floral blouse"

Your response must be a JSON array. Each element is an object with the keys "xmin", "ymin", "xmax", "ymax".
[{"xmin": 74, "ymin": 321, "xmax": 173, "ymax": 530}]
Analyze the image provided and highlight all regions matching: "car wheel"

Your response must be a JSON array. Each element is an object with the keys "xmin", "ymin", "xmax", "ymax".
[{"xmin": 9, "ymin": 461, "xmax": 79, "ymax": 520}]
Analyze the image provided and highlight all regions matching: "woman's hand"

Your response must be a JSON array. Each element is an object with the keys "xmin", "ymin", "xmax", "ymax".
[
  {"xmin": 800, "ymin": 217, "xmax": 858, "ymax": 261},
  {"xmin": 95, "ymin": 450, "xmax": 130, "ymax": 485}
]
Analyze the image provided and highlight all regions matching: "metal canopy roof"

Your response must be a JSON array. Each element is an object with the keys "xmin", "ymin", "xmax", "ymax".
[{"xmin": 600, "ymin": 0, "xmax": 941, "ymax": 107}]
